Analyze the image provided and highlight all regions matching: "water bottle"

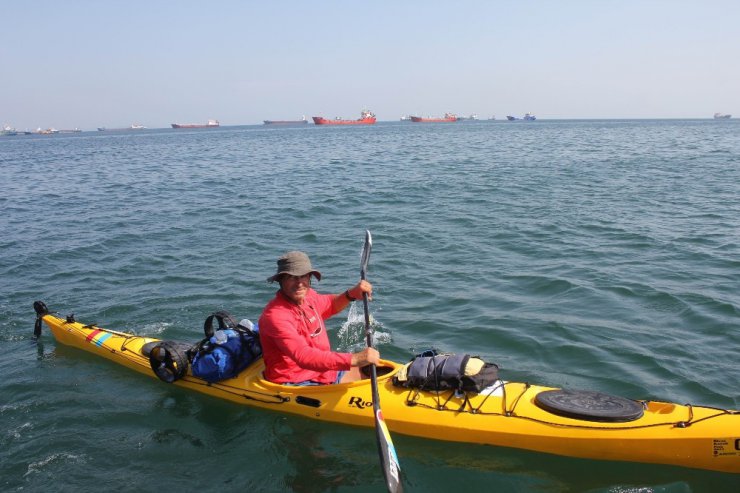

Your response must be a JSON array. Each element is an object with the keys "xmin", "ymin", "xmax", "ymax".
[{"xmin": 212, "ymin": 329, "xmax": 228, "ymax": 345}]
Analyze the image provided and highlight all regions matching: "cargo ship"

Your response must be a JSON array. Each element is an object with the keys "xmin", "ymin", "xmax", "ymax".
[
  {"xmin": 713, "ymin": 113, "xmax": 731, "ymax": 119},
  {"xmin": 507, "ymin": 113, "xmax": 537, "ymax": 121},
  {"xmin": 98, "ymin": 124, "xmax": 146, "ymax": 131},
  {"xmin": 263, "ymin": 116, "xmax": 308, "ymax": 125},
  {"xmin": 312, "ymin": 110, "xmax": 376, "ymax": 125},
  {"xmin": 410, "ymin": 113, "xmax": 457, "ymax": 122},
  {"xmin": 171, "ymin": 119, "xmax": 219, "ymax": 129}
]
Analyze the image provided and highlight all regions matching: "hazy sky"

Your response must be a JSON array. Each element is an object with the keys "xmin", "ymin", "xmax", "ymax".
[{"xmin": 2, "ymin": 1, "xmax": 738, "ymax": 130}]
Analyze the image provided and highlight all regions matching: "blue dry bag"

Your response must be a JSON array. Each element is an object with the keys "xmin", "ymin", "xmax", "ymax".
[{"xmin": 191, "ymin": 311, "xmax": 262, "ymax": 383}]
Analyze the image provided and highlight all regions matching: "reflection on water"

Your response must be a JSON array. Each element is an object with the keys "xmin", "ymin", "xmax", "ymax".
[{"xmin": 272, "ymin": 418, "xmax": 377, "ymax": 492}]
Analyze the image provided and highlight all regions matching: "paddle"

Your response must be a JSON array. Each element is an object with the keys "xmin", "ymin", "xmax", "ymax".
[{"xmin": 360, "ymin": 230, "xmax": 403, "ymax": 492}]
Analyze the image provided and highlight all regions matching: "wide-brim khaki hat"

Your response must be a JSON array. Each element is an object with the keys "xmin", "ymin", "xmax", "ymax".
[{"xmin": 267, "ymin": 251, "xmax": 322, "ymax": 283}]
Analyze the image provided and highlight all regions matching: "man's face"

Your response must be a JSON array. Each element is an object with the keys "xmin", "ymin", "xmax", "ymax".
[{"xmin": 280, "ymin": 274, "xmax": 311, "ymax": 304}]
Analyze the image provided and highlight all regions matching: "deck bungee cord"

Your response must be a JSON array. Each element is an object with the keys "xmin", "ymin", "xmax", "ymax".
[{"xmin": 398, "ymin": 383, "xmax": 737, "ymax": 430}]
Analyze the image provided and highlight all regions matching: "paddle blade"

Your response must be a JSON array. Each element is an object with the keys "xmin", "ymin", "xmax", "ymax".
[
  {"xmin": 374, "ymin": 408, "xmax": 403, "ymax": 492},
  {"xmin": 360, "ymin": 230, "xmax": 372, "ymax": 280}
]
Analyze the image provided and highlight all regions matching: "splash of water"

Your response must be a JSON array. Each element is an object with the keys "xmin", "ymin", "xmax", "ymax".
[{"xmin": 336, "ymin": 302, "xmax": 389, "ymax": 352}]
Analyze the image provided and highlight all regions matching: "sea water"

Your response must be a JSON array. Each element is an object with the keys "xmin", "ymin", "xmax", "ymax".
[{"xmin": 1, "ymin": 120, "xmax": 738, "ymax": 492}]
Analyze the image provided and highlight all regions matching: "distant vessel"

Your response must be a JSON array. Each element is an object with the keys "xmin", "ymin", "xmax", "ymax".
[
  {"xmin": 58, "ymin": 128, "xmax": 82, "ymax": 134},
  {"xmin": 713, "ymin": 113, "xmax": 731, "ymax": 119},
  {"xmin": 2, "ymin": 126, "xmax": 32, "ymax": 135},
  {"xmin": 171, "ymin": 119, "xmax": 219, "ymax": 129},
  {"xmin": 98, "ymin": 124, "xmax": 146, "ymax": 131},
  {"xmin": 488, "ymin": 116, "xmax": 496, "ymax": 120},
  {"xmin": 457, "ymin": 114, "xmax": 479, "ymax": 121},
  {"xmin": 263, "ymin": 116, "xmax": 308, "ymax": 125},
  {"xmin": 312, "ymin": 110, "xmax": 376, "ymax": 125},
  {"xmin": 410, "ymin": 113, "xmax": 457, "ymax": 122},
  {"xmin": 507, "ymin": 113, "xmax": 537, "ymax": 121},
  {"xmin": 400, "ymin": 115, "xmax": 412, "ymax": 121}
]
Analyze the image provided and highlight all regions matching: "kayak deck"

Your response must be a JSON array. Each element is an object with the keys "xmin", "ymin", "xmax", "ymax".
[{"xmin": 38, "ymin": 311, "xmax": 740, "ymax": 474}]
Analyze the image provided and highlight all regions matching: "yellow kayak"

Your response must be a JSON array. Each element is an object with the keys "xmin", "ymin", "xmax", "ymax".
[{"xmin": 35, "ymin": 305, "xmax": 739, "ymax": 474}]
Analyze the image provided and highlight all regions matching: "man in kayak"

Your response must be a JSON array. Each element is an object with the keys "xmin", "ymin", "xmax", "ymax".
[{"xmin": 259, "ymin": 251, "xmax": 379, "ymax": 385}]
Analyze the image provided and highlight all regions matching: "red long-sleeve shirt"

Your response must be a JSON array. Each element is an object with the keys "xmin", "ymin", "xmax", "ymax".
[{"xmin": 258, "ymin": 288, "xmax": 352, "ymax": 384}]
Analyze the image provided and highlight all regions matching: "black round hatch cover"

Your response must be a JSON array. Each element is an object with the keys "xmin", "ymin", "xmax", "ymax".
[{"xmin": 534, "ymin": 389, "xmax": 644, "ymax": 422}]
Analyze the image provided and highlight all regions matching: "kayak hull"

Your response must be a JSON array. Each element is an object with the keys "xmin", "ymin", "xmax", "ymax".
[{"xmin": 40, "ymin": 313, "xmax": 739, "ymax": 474}]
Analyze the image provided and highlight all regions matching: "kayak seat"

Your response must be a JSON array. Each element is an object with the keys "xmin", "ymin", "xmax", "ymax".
[{"xmin": 535, "ymin": 389, "xmax": 645, "ymax": 422}]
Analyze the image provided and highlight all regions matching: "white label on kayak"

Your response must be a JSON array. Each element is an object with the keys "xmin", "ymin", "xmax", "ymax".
[{"xmin": 712, "ymin": 438, "xmax": 740, "ymax": 457}]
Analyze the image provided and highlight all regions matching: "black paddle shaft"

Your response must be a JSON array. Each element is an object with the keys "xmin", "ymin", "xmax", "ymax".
[
  {"xmin": 360, "ymin": 229, "xmax": 373, "ymax": 346},
  {"xmin": 359, "ymin": 230, "xmax": 403, "ymax": 493}
]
